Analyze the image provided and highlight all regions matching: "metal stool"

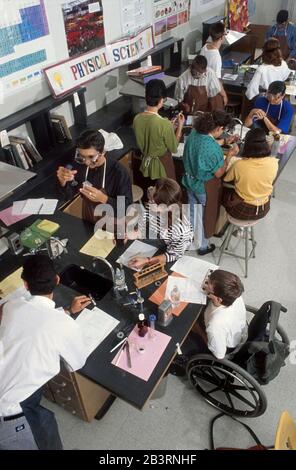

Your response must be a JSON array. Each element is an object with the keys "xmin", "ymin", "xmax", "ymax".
[
  {"xmin": 218, "ymin": 215, "xmax": 258, "ymax": 278},
  {"xmin": 132, "ymin": 184, "xmax": 144, "ymax": 203}
]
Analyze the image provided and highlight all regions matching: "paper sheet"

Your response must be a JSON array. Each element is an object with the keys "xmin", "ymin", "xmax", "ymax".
[
  {"xmin": 165, "ymin": 275, "xmax": 207, "ymax": 305},
  {"xmin": 171, "ymin": 255, "xmax": 218, "ymax": 284},
  {"xmin": 0, "ymin": 267, "xmax": 23, "ymax": 298},
  {"xmin": 285, "ymin": 85, "xmax": 296, "ymax": 96},
  {"xmin": 38, "ymin": 199, "xmax": 58, "ymax": 215},
  {"xmin": 99, "ymin": 129, "xmax": 123, "ymax": 151},
  {"xmin": 75, "ymin": 307, "xmax": 119, "ymax": 358},
  {"xmin": 0, "ymin": 206, "xmax": 30, "ymax": 226},
  {"xmin": 79, "ymin": 229, "xmax": 115, "ymax": 258},
  {"xmin": 223, "ymin": 73, "xmax": 238, "ymax": 81},
  {"xmin": 111, "ymin": 326, "xmax": 171, "ymax": 381},
  {"xmin": 12, "ymin": 200, "xmax": 26, "ymax": 215},
  {"xmin": 0, "ymin": 286, "xmax": 30, "ymax": 306},
  {"xmin": 172, "ymin": 142, "xmax": 184, "ymax": 158},
  {"xmin": 21, "ymin": 198, "xmax": 44, "ymax": 215},
  {"xmin": 117, "ymin": 240, "xmax": 158, "ymax": 270}
]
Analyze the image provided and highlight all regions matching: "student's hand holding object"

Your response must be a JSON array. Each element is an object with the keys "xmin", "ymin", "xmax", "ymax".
[
  {"xmin": 68, "ymin": 296, "xmax": 92, "ymax": 314},
  {"xmin": 57, "ymin": 166, "xmax": 77, "ymax": 187},
  {"xmin": 79, "ymin": 186, "xmax": 108, "ymax": 203}
]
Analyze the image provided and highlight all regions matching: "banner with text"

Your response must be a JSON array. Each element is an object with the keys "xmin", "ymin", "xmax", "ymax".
[{"xmin": 44, "ymin": 26, "xmax": 154, "ymax": 98}]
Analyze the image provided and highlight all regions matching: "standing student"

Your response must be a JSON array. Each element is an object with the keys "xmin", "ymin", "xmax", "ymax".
[
  {"xmin": 133, "ymin": 79, "xmax": 185, "ymax": 183},
  {"xmin": 245, "ymin": 81, "xmax": 294, "ymax": 134},
  {"xmin": 174, "ymin": 55, "xmax": 227, "ymax": 113},
  {"xmin": 266, "ymin": 9, "xmax": 296, "ymax": 60},
  {"xmin": 57, "ymin": 129, "xmax": 133, "ymax": 225},
  {"xmin": 182, "ymin": 111, "xmax": 238, "ymax": 255},
  {"xmin": 246, "ymin": 38, "xmax": 290, "ymax": 100},
  {"xmin": 200, "ymin": 22, "xmax": 227, "ymax": 80},
  {"xmin": 0, "ymin": 255, "xmax": 90, "ymax": 450}
]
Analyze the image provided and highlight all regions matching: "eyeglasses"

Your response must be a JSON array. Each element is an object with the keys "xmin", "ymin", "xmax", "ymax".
[{"xmin": 74, "ymin": 149, "xmax": 104, "ymax": 164}]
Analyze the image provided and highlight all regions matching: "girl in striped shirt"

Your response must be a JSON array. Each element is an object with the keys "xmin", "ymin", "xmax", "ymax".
[{"xmin": 128, "ymin": 178, "xmax": 193, "ymax": 270}]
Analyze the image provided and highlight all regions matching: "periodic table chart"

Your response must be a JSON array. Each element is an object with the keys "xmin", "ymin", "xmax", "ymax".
[{"xmin": 0, "ymin": 0, "xmax": 56, "ymax": 96}]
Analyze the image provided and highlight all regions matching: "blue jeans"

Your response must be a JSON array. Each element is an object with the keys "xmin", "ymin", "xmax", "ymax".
[{"xmin": 187, "ymin": 190, "xmax": 208, "ymax": 250}]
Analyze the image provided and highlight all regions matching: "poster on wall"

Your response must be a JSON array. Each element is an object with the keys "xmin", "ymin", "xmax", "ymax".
[
  {"xmin": 228, "ymin": 0, "xmax": 249, "ymax": 32},
  {"xmin": 62, "ymin": 0, "xmax": 105, "ymax": 57},
  {"xmin": 153, "ymin": 0, "xmax": 190, "ymax": 37},
  {"xmin": 120, "ymin": 0, "xmax": 148, "ymax": 37},
  {"xmin": 190, "ymin": 0, "xmax": 225, "ymax": 16},
  {"xmin": 44, "ymin": 26, "xmax": 154, "ymax": 98},
  {"xmin": 0, "ymin": 0, "xmax": 56, "ymax": 96}
]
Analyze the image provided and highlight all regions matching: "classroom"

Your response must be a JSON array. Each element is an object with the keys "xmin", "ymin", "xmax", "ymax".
[{"xmin": 0, "ymin": 0, "xmax": 296, "ymax": 455}]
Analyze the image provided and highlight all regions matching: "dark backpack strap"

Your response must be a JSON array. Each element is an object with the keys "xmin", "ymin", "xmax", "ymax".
[{"xmin": 210, "ymin": 412, "xmax": 265, "ymax": 450}]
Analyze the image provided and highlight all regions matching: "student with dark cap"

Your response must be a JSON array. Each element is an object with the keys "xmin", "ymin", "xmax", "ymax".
[
  {"xmin": 266, "ymin": 9, "xmax": 296, "ymax": 60},
  {"xmin": 174, "ymin": 54, "xmax": 228, "ymax": 112},
  {"xmin": 133, "ymin": 79, "xmax": 185, "ymax": 182},
  {"xmin": 245, "ymin": 81, "xmax": 294, "ymax": 134},
  {"xmin": 0, "ymin": 255, "xmax": 91, "ymax": 449}
]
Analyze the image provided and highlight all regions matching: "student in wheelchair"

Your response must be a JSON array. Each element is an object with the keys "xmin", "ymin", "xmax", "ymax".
[{"xmin": 184, "ymin": 269, "xmax": 247, "ymax": 360}]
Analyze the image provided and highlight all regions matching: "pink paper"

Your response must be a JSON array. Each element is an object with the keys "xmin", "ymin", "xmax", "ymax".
[
  {"xmin": 0, "ymin": 206, "xmax": 30, "ymax": 227},
  {"xmin": 111, "ymin": 326, "xmax": 171, "ymax": 381}
]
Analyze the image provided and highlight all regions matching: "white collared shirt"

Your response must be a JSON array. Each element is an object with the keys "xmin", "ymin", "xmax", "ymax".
[
  {"xmin": 246, "ymin": 60, "xmax": 290, "ymax": 100},
  {"xmin": 0, "ymin": 295, "xmax": 88, "ymax": 416},
  {"xmin": 200, "ymin": 45, "xmax": 222, "ymax": 78},
  {"xmin": 174, "ymin": 67, "xmax": 222, "ymax": 102},
  {"xmin": 204, "ymin": 296, "xmax": 247, "ymax": 359}
]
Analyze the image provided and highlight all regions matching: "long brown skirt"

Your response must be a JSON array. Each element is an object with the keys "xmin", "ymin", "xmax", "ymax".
[{"xmin": 204, "ymin": 177, "xmax": 223, "ymax": 238}]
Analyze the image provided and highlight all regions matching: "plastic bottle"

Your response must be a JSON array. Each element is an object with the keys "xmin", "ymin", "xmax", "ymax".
[
  {"xmin": 170, "ymin": 285, "xmax": 181, "ymax": 307},
  {"xmin": 148, "ymin": 314, "xmax": 156, "ymax": 339},
  {"xmin": 114, "ymin": 264, "xmax": 127, "ymax": 291},
  {"xmin": 137, "ymin": 313, "xmax": 148, "ymax": 337},
  {"xmin": 65, "ymin": 164, "xmax": 78, "ymax": 187}
]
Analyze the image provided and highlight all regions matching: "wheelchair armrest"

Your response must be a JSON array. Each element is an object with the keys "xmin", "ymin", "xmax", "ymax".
[{"xmin": 245, "ymin": 304, "xmax": 258, "ymax": 315}]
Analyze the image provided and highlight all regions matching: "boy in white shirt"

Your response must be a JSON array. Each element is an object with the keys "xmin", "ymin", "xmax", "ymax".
[
  {"xmin": 185, "ymin": 270, "xmax": 246, "ymax": 360},
  {"xmin": 200, "ymin": 22, "xmax": 227, "ymax": 79}
]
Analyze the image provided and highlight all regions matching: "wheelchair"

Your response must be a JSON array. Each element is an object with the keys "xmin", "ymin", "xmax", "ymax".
[{"xmin": 186, "ymin": 301, "xmax": 290, "ymax": 418}]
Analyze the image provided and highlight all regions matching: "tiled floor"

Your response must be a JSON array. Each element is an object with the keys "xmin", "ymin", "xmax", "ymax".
[{"xmin": 44, "ymin": 145, "xmax": 296, "ymax": 450}]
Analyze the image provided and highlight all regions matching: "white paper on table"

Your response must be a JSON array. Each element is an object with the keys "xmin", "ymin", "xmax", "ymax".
[
  {"xmin": 75, "ymin": 307, "xmax": 119, "ymax": 357},
  {"xmin": 12, "ymin": 200, "xmax": 27, "ymax": 215},
  {"xmin": 0, "ymin": 287, "xmax": 30, "ymax": 305},
  {"xmin": 165, "ymin": 275, "xmax": 207, "ymax": 305},
  {"xmin": 285, "ymin": 85, "xmax": 296, "ymax": 96},
  {"xmin": 117, "ymin": 240, "xmax": 158, "ymax": 271},
  {"xmin": 224, "ymin": 30, "xmax": 245, "ymax": 45},
  {"xmin": 172, "ymin": 143, "xmax": 184, "ymax": 158},
  {"xmin": 38, "ymin": 199, "xmax": 58, "ymax": 215},
  {"xmin": 171, "ymin": 255, "xmax": 219, "ymax": 285},
  {"xmin": 223, "ymin": 73, "xmax": 238, "ymax": 81},
  {"xmin": 21, "ymin": 198, "xmax": 45, "ymax": 215}
]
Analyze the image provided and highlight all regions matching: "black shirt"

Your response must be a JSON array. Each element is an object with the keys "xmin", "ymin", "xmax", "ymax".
[{"xmin": 57, "ymin": 156, "xmax": 133, "ymax": 223}]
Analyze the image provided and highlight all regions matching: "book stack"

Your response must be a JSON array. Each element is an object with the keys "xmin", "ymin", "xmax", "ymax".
[
  {"xmin": 127, "ymin": 65, "xmax": 164, "ymax": 85},
  {"xmin": 0, "ymin": 135, "xmax": 43, "ymax": 170},
  {"xmin": 50, "ymin": 114, "xmax": 72, "ymax": 143}
]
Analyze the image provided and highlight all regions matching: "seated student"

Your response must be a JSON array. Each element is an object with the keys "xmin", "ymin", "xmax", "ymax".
[
  {"xmin": 185, "ymin": 269, "xmax": 246, "ymax": 360},
  {"xmin": 222, "ymin": 128, "xmax": 278, "ymax": 221},
  {"xmin": 174, "ymin": 55, "xmax": 227, "ymax": 113},
  {"xmin": 200, "ymin": 21, "xmax": 227, "ymax": 80},
  {"xmin": 133, "ymin": 79, "xmax": 185, "ymax": 182},
  {"xmin": 245, "ymin": 81, "xmax": 294, "ymax": 135},
  {"xmin": 246, "ymin": 38, "xmax": 290, "ymax": 100},
  {"xmin": 57, "ymin": 129, "xmax": 133, "ymax": 226},
  {"xmin": 127, "ymin": 178, "xmax": 193, "ymax": 270},
  {"xmin": 266, "ymin": 9, "xmax": 296, "ymax": 60}
]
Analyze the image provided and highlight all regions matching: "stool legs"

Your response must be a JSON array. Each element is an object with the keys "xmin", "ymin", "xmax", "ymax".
[{"xmin": 218, "ymin": 223, "xmax": 257, "ymax": 278}]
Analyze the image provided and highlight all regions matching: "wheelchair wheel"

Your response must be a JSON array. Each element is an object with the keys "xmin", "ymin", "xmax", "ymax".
[{"xmin": 187, "ymin": 354, "xmax": 267, "ymax": 417}]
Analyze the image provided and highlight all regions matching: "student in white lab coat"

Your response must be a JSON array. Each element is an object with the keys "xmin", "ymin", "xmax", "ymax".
[{"xmin": 0, "ymin": 255, "xmax": 91, "ymax": 450}]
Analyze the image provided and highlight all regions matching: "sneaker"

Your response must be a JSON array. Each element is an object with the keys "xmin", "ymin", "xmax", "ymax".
[{"xmin": 198, "ymin": 243, "xmax": 216, "ymax": 256}]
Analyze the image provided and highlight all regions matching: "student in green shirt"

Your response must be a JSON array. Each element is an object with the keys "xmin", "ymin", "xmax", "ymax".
[{"xmin": 133, "ymin": 79, "xmax": 185, "ymax": 183}]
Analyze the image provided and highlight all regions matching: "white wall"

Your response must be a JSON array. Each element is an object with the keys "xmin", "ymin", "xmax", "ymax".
[{"xmin": 0, "ymin": 0, "xmax": 287, "ymax": 124}]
